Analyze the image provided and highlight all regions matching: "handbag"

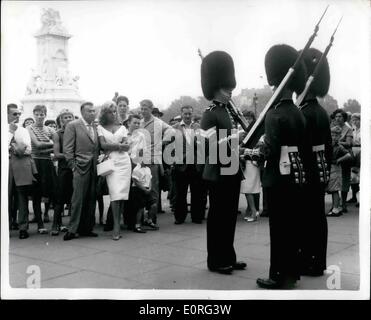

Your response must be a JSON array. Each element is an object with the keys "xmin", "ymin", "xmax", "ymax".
[
  {"xmin": 97, "ymin": 154, "xmax": 115, "ymax": 176},
  {"xmin": 96, "ymin": 175, "xmax": 109, "ymax": 196}
]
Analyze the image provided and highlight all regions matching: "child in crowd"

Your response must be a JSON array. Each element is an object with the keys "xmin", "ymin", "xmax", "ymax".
[
  {"xmin": 127, "ymin": 163, "xmax": 158, "ymax": 232},
  {"xmin": 326, "ymin": 126, "xmax": 353, "ymax": 217}
]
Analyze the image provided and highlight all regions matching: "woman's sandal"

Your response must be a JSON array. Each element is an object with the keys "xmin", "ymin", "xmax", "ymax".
[
  {"xmin": 112, "ymin": 235, "xmax": 122, "ymax": 241},
  {"xmin": 38, "ymin": 228, "xmax": 48, "ymax": 234},
  {"xmin": 326, "ymin": 209, "xmax": 343, "ymax": 217},
  {"xmin": 133, "ymin": 226, "xmax": 146, "ymax": 233}
]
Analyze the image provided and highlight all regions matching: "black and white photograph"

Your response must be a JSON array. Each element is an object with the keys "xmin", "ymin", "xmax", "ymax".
[{"xmin": 1, "ymin": 0, "xmax": 370, "ymax": 303}]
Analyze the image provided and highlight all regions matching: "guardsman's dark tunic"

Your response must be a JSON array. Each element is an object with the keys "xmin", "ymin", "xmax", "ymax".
[
  {"xmin": 201, "ymin": 101, "xmax": 242, "ymax": 269},
  {"xmin": 299, "ymin": 98, "xmax": 332, "ymax": 274},
  {"xmin": 262, "ymin": 98, "xmax": 306, "ymax": 283}
]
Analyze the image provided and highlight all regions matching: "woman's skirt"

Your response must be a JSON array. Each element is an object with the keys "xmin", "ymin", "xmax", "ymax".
[
  {"xmin": 326, "ymin": 164, "xmax": 342, "ymax": 193},
  {"xmin": 240, "ymin": 160, "xmax": 261, "ymax": 194},
  {"xmin": 33, "ymin": 158, "xmax": 58, "ymax": 200}
]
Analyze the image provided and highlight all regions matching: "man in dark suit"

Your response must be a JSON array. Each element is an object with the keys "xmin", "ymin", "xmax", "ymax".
[
  {"xmin": 8, "ymin": 103, "xmax": 35, "ymax": 239},
  {"xmin": 63, "ymin": 102, "xmax": 100, "ymax": 240},
  {"xmin": 299, "ymin": 48, "xmax": 332, "ymax": 276},
  {"xmin": 256, "ymin": 44, "xmax": 307, "ymax": 289},
  {"xmin": 200, "ymin": 51, "xmax": 246, "ymax": 275},
  {"xmin": 51, "ymin": 108, "xmax": 75, "ymax": 235},
  {"xmin": 172, "ymin": 105, "xmax": 205, "ymax": 224}
]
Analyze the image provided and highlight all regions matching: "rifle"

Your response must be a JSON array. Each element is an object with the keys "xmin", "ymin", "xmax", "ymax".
[
  {"xmin": 241, "ymin": 5, "xmax": 329, "ymax": 148},
  {"xmin": 296, "ymin": 16, "xmax": 342, "ymax": 107}
]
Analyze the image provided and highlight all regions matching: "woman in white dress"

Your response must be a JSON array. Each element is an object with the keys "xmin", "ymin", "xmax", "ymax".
[
  {"xmin": 97, "ymin": 102, "xmax": 132, "ymax": 240},
  {"xmin": 240, "ymin": 111, "xmax": 261, "ymax": 222}
]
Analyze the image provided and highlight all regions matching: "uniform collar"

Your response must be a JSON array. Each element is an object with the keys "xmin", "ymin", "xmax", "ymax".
[{"xmin": 212, "ymin": 100, "xmax": 227, "ymax": 107}]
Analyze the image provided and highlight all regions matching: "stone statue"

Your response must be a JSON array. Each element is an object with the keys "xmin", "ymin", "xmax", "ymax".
[
  {"xmin": 71, "ymin": 76, "xmax": 80, "ymax": 90},
  {"xmin": 40, "ymin": 8, "xmax": 67, "ymax": 34},
  {"xmin": 34, "ymin": 75, "xmax": 45, "ymax": 94},
  {"xmin": 26, "ymin": 69, "xmax": 45, "ymax": 95},
  {"xmin": 55, "ymin": 67, "xmax": 69, "ymax": 86}
]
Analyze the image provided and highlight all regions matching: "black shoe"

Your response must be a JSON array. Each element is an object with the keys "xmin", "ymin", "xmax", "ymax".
[
  {"xmin": 256, "ymin": 278, "xmax": 296, "ymax": 289},
  {"xmin": 63, "ymin": 232, "xmax": 78, "ymax": 241},
  {"xmin": 143, "ymin": 221, "xmax": 159, "ymax": 230},
  {"xmin": 301, "ymin": 269, "xmax": 324, "ymax": 277},
  {"xmin": 133, "ymin": 227, "xmax": 146, "ymax": 233},
  {"xmin": 174, "ymin": 220, "xmax": 184, "ymax": 225},
  {"xmin": 19, "ymin": 230, "xmax": 29, "ymax": 239},
  {"xmin": 233, "ymin": 261, "xmax": 247, "ymax": 270},
  {"xmin": 208, "ymin": 266, "xmax": 234, "ymax": 275},
  {"xmin": 346, "ymin": 198, "xmax": 357, "ymax": 204},
  {"xmin": 103, "ymin": 225, "xmax": 113, "ymax": 232},
  {"xmin": 80, "ymin": 231, "xmax": 98, "ymax": 237},
  {"xmin": 192, "ymin": 220, "xmax": 202, "ymax": 224}
]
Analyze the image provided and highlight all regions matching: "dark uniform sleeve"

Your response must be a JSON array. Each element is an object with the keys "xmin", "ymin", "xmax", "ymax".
[
  {"xmin": 263, "ymin": 111, "xmax": 281, "ymax": 160},
  {"xmin": 201, "ymin": 108, "xmax": 216, "ymax": 131}
]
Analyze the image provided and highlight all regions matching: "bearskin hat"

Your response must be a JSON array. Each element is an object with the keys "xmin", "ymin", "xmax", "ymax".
[
  {"xmin": 301, "ymin": 48, "xmax": 330, "ymax": 97},
  {"xmin": 264, "ymin": 44, "xmax": 307, "ymax": 94},
  {"xmin": 201, "ymin": 51, "xmax": 236, "ymax": 100}
]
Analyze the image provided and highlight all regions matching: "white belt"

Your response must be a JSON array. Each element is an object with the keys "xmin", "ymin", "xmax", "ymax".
[
  {"xmin": 312, "ymin": 144, "xmax": 325, "ymax": 152},
  {"xmin": 287, "ymin": 146, "xmax": 298, "ymax": 153}
]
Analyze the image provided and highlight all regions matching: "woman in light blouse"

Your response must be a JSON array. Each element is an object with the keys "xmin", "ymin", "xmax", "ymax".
[
  {"xmin": 348, "ymin": 113, "xmax": 361, "ymax": 206},
  {"xmin": 331, "ymin": 109, "xmax": 353, "ymax": 212}
]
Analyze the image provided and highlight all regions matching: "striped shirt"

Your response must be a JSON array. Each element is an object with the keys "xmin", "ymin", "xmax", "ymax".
[{"xmin": 29, "ymin": 125, "xmax": 55, "ymax": 159}]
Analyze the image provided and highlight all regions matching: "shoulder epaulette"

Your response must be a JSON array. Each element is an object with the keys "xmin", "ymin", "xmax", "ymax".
[
  {"xmin": 273, "ymin": 101, "xmax": 283, "ymax": 110},
  {"xmin": 299, "ymin": 102, "xmax": 309, "ymax": 111},
  {"xmin": 206, "ymin": 103, "xmax": 217, "ymax": 111}
]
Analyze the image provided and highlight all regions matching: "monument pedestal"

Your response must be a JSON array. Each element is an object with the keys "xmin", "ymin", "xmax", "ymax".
[
  {"xmin": 21, "ymin": 8, "xmax": 83, "ymax": 120},
  {"xmin": 21, "ymin": 87, "xmax": 83, "ymax": 119}
]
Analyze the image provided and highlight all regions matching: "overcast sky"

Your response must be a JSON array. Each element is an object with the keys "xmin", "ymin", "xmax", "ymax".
[{"xmin": 1, "ymin": 0, "xmax": 370, "ymax": 111}]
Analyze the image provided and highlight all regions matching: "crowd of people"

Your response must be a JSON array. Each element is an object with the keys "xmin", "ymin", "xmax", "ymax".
[
  {"xmin": 7, "ymin": 95, "xmax": 361, "ymax": 239},
  {"xmin": 7, "ymin": 97, "xmax": 211, "ymax": 241},
  {"xmin": 7, "ymin": 46, "xmax": 361, "ymax": 290}
]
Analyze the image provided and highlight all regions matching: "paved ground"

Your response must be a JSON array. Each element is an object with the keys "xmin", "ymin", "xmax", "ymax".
[{"xmin": 7, "ymin": 193, "xmax": 359, "ymax": 291}]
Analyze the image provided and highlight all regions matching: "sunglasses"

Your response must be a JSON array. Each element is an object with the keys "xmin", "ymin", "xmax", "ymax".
[{"xmin": 12, "ymin": 112, "xmax": 21, "ymax": 116}]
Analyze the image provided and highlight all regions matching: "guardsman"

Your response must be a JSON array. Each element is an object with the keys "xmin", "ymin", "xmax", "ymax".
[
  {"xmin": 256, "ymin": 44, "xmax": 307, "ymax": 289},
  {"xmin": 299, "ymin": 48, "xmax": 332, "ymax": 276},
  {"xmin": 200, "ymin": 51, "xmax": 246, "ymax": 275}
]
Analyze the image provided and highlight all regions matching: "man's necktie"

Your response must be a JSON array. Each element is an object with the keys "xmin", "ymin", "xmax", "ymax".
[
  {"xmin": 87, "ymin": 124, "xmax": 95, "ymax": 142},
  {"xmin": 9, "ymin": 136, "xmax": 16, "ymax": 155}
]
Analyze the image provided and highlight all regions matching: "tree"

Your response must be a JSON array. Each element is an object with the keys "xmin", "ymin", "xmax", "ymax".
[
  {"xmin": 343, "ymin": 99, "xmax": 361, "ymax": 114},
  {"xmin": 162, "ymin": 96, "xmax": 203, "ymax": 123},
  {"xmin": 318, "ymin": 94, "xmax": 339, "ymax": 115}
]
